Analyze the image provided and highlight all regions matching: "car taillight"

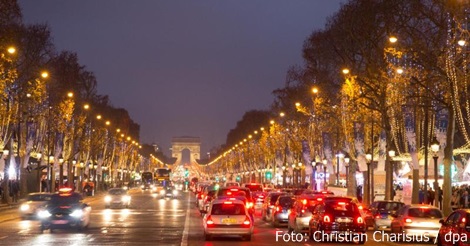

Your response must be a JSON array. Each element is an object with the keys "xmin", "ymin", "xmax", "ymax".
[
  {"xmin": 276, "ymin": 206, "xmax": 281, "ymax": 212},
  {"xmin": 376, "ymin": 215, "xmax": 381, "ymax": 219},
  {"xmin": 206, "ymin": 216, "xmax": 214, "ymax": 227},
  {"xmin": 302, "ymin": 199, "xmax": 307, "ymax": 205},
  {"xmin": 323, "ymin": 215, "xmax": 331, "ymax": 223},
  {"xmin": 243, "ymin": 216, "xmax": 251, "ymax": 227},
  {"xmin": 246, "ymin": 202, "xmax": 253, "ymax": 208},
  {"xmin": 301, "ymin": 209, "xmax": 305, "ymax": 213},
  {"xmin": 356, "ymin": 217, "xmax": 364, "ymax": 224},
  {"xmin": 404, "ymin": 218, "xmax": 412, "ymax": 223}
]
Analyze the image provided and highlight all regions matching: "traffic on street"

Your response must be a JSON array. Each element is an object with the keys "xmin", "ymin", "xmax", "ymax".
[{"xmin": 0, "ymin": 183, "xmax": 461, "ymax": 245}]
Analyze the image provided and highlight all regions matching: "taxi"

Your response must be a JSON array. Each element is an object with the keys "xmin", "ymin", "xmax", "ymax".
[{"xmin": 203, "ymin": 198, "xmax": 253, "ymax": 241}]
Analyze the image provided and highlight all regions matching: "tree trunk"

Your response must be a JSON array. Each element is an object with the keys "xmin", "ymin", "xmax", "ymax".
[{"xmin": 442, "ymin": 109, "xmax": 455, "ymax": 216}]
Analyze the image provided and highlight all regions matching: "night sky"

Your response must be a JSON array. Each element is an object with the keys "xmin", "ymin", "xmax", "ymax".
[{"xmin": 19, "ymin": 0, "xmax": 345, "ymax": 157}]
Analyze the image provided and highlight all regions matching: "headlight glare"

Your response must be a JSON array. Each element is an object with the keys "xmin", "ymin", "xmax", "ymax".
[
  {"xmin": 38, "ymin": 210, "xmax": 51, "ymax": 218},
  {"xmin": 20, "ymin": 204, "xmax": 30, "ymax": 211},
  {"xmin": 70, "ymin": 209, "xmax": 83, "ymax": 217},
  {"xmin": 160, "ymin": 190, "xmax": 166, "ymax": 195},
  {"xmin": 172, "ymin": 190, "xmax": 178, "ymax": 195},
  {"xmin": 104, "ymin": 196, "xmax": 112, "ymax": 202},
  {"xmin": 122, "ymin": 195, "xmax": 131, "ymax": 202}
]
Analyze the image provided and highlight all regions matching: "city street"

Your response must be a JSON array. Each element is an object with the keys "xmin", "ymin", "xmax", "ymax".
[{"xmin": 0, "ymin": 190, "xmax": 437, "ymax": 246}]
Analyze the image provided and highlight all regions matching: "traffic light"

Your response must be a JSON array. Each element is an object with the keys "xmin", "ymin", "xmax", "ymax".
[
  {"xmin": 265, "ymin": 171, "xmax": 272, "ymax": 180},
  {"xmin": 184, "ymin": 168, "xmax": 189, "ymax": 177}
]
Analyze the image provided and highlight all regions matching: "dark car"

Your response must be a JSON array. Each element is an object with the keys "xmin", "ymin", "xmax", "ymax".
[
  {"xmin": 261, "ymin": 192, "xmax": 286, "ymax": 222},
  {"xmin": 437, "ymin": 209, "xmax": 470, "ymax": 246},
  {"xmin": 271, "ymin": 194, "xmax": 295, "ymax": 227},
  {"xmin": 159, "ymin": 186, "xmax": 180, "ymax": 199},
  {"xmin": 308, "ymin": 196, "xmax": 366, "ymax": 244},
  {"xmin": 369, "ymin": 200, "xmax": 404, "ymax": 230},
  {"xmin": 37, "ymin": 188, "xmax": 91, "ymax": 232}
]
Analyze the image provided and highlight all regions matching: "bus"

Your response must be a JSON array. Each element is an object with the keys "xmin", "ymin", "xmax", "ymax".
[
  {"xmin": 155, "ymin": 168, "xmax": 171, "ymax": 187},
  {"xmin": 141, "ymin": 171, "xmax": 154, "ymax": 190}
]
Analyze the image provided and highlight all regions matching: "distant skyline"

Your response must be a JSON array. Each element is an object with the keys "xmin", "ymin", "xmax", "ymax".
[{"xmin": 19, "ymin": 0, "xmax": 345, "ymax": 156}]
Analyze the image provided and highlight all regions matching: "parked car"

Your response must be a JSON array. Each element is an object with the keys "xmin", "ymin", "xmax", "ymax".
[
  {"xmin": 203, "ymin": 198, "xmax": 253, "ymax": 241},
  {"xmin": 390, "ymin": 204, "xmax": 443, "ymax": 239},
  {"xmin": 437, "ymin": 209, "xmax": 470, "ymax": 246},
  {"xmin": 19, "ymin": 192, "xmax": 52, "ymax": 220}
]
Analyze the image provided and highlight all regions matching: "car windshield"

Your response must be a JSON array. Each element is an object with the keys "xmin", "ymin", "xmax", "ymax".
[
  {"xmin": 28, "ymin": 194, "xmax": 51, "ymax": 201},
  {"xmin": 211, "ymin": 203, "xmax": 245, "ymax": 215},
  {"xmin": 269, "ymin": 193, "xmax": 284, "ymax": 205},
  {"xmin": 49, "ymin": 193, "xmax": 82, "ymax": 205},
  {"xmin": 408, "ymin": 208, "xmax": 443, "ymax": 218},
  {"xmin": 325, "ymin": 201, "xmax": 361, "ymax": 216},
  {"xmin": 109, "ymin": 189, "xmax": 127, "ymax": 195}
]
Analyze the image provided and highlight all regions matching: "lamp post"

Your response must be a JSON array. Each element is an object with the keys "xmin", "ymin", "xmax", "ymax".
[
  {"xmin": 344, "ymin": 157, "xmax": 350, "ymax": 188},
  {"xmin": 431, "ymin": 137, "xmax": 440, "ymax": 208},
  {"xmin": 322, "ymin": 159, "xmax": 327, "ymax": 190},
  {"xmin": 311, "ymin": 161, "xmax": 317, "ymax": 191},
  {"xmin": 48, "ymin": 155, "xmax": 54, "ymax": 192},
  {"xmin": 365, "ymin": 153, "xmax": 372, "ymax": 205},
  {"xmin": 388, "ymin": 149, "xmax": 396, "ymax": 201},
  {"xmin": 58, "ymin": 155, "xmax": 64, "ymax": 188},
  {"xmin": 282, "ymin": 166, "xmax": 286, "ymax": 187},
  {"xmin": 2, "ymin": 148, "xmax": 10, "ymax": 204},
  {"xmin": 298, "ymin": 162, "xmax": 302, "ymax": 187},
  {"xmin": 37, "ymin": 152, "xmax": 43, "ymax": 192},
  {"xmin": 336, "ymin": 152, "xmax": 344, "ymax": 185}
]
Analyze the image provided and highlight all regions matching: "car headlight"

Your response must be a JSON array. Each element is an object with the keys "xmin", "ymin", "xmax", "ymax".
[
  {"xmin": 38, "ymin": 210, "xmax": 51, "ymax": 218},
  {"xmin": 172, "ymin": 190, "xmax": 178, "ymax": 195},
  {"xmin": 152, "ymin": 187, "xmax": 157, "ymax": 191},
  {"xmin": 122, "ymin": 195, "xmax": 131, "ymax": 202},
  {"xmin": 160, "ymin": 190, "xmax": 166, "ymax": 195},
  {"xmin": 20, "ymin": 204, "xmax": 30, "ymax": 211},
  {"xmin": 104, "ymin": 196, "xmax": 112, "ymax": 202},
  {"xmin": 70, "ymin": 209, "xmax": 83, "ymax": 217},
  {"xmin": 140, "ymin": 185, "xmax": 144, "ymax": 189}
]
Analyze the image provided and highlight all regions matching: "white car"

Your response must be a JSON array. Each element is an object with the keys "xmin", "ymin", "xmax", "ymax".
[
  {"xmin": 390, "ymin": 204, "xmax": 443, "ymax": 239},
  {"xmin": 19, "ymin": 193, "xmax": 52, "ymax": 220},
  {"xmin": 203, "ymin": 198, "xmax": 254, "ymax": 241},
  {"xmin": 104, "ymin": 188, "xmax": 131, "ymax": 208}
]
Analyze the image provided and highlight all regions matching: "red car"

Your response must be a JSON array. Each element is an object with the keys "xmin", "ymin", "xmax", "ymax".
[{"xmin": 437, "ymin": 209, "xmax": 470, "ymax": 246}]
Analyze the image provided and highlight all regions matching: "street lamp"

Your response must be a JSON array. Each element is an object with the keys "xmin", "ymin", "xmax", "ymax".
[
  {"xmin": 322, "ymin": 159, "xmax": 327, "ymax": 190},
  {"xmin": 344, "ymin": 157, "xmax": 350, "ymax": 187},
  {"xmin": 48, "ymin": 155, "xmax": 54, "ymax": 191},
  {"xmin": 336, "ymin": 152, "xmax": 344, "ymax": 185},
  {"xmin": 365, "ymin": 153, "xmax": 372, "ymax": 204},
  {"xmin": 431, "ymin": 137, "xmax": 440, "ymax": 208},
  {"xmin": 388, "ymin": 149, "xmax": 396, "ymax": 200},
  {"xmin": 58, "ymin": 155, "xmax": 64, "ymax": 187}
]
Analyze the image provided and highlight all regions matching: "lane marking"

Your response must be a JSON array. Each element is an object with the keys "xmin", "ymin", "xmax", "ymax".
[{"xmin": 181, "ymin": 192, "xmax": 190, "ymax": 246}]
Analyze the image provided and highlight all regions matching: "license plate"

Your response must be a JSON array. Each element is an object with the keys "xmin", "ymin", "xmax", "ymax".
[
  {"xmin": 221, "ymin": 218, "xmax": 237, "ymax": 223},
  {"xmin": 52, "ymin": 220, "xmax": 68, "ymax": 224},
  {"xmin": 336, "ymin": 218, "xmax": 352, "ymax": 223}
]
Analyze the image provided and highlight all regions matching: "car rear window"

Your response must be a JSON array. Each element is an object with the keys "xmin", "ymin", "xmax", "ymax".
[
  {"xmin": 408, "ymin": 208, "xmax": 443, "ymax": 219},
  {"xmin": 377, "ymin": 202, "xmax": 402, "ymax": 211},
  {"xmin": 244, "ymin": 184, "xmax": 263, "ymax": 192},
  {"xmin": 29, "ymin": 194, "xmax": 51, "ymax": 201},
  {"xmin": 211, "ymin": 203, "xmax": 246, "ymax": 215},
  {"xmin": 325, "ymin": 201, "xmax": 361, "ymax": 216},
  {"xmin": 218, "ymin": 188, "xmax": 249, "ymax": 197},
  {"xmin": 278, "ymin": 196, "xmax": 294, "ymax": 206}
]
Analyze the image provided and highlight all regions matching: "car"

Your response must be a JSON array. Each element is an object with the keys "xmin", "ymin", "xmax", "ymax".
[
  {"xmin": 261, "ymin": 192, "xmax": 286, "ymax": 221},
  {"xmin": 215, "ymin": 186, "xmax": 255, "ymax": 220},
  {"xmin": 104, "ymin": 188, "xmax": 131, "ymax": 208},
  {"xmin": 369, "ymin": 200, "xmax": 404, "ymax": 230},
  {"xmin": 199, "ymin": 189, "xmax": 218, "ymax": 214},
  {"xmin": 271, "ymin": 194, "xmax": 295, "ymax": 227},
  {"xmin": 390, "ymin": 204, "xmax": 443, "ymax": 239},
  {"xmin": 308, "ymin": 196, "xmax": 366, "ymax": 244},
  {"xmin": 203, "ymin": 198, "xmax": 253, "ymax": 241},
  {"xmin": 288, "ymin": 195, "xmax": 324, "ymax": 233},
  {"xmin": 159, "ymin": 186, "xmax": 180, "ymax": 199},
  {"xmin": 37, "ymin": 188, "xmax": 91, "ymax": 232},
  {"xmin": 225, "ymin": 182, "xmax": 240, "ymax": 187},
  {"xmin": 437, "ymin": 209, "xmax": 470, "ymax": 246},
  {"xmin": 19, "ymin": 192, "xmax": 52, "ymax": 220}
]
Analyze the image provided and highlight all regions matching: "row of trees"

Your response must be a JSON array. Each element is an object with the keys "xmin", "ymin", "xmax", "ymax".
[
  {"xmin": 0, "ymin": 0, "xmax": 145, "ymax": 202},
  {"xmin": 209, "ymin": 0, "xmax": 470, "ymax": 215}
]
